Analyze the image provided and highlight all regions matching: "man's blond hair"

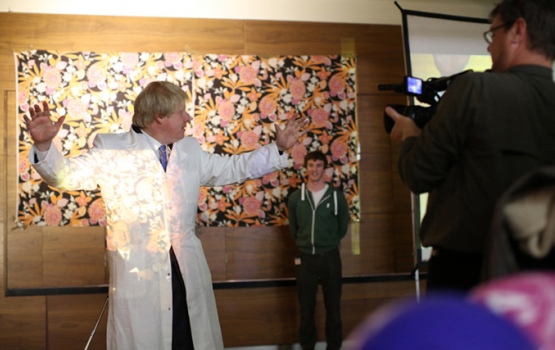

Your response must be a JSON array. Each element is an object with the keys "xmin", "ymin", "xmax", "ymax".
[{"xmin": 132, "ymin": 81, "xmax": 188, "ymax": 128}]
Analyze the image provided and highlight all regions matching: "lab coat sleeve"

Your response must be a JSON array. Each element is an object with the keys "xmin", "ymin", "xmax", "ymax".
[
  {"xmin": 198, "ymin": 141, "xmax": 289, "ymax": 186},
  {"xmin": 29, "ymin": 138, "xmax": 105, "ymax": 191}
]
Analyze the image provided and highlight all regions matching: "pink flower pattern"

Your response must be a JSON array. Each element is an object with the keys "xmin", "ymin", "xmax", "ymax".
[{"xmin": 16, "ymin": 50, "xmax": 358, "ymax": 227}]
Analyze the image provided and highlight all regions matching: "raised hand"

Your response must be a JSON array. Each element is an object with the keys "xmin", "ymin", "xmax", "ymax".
[
  {"xmin": 275, "ymin": 113, "xmax": 310, "ymax": 152},
  {"xmin": 23, "ymin": 101, "xmax": 65, "ymax": 151}
]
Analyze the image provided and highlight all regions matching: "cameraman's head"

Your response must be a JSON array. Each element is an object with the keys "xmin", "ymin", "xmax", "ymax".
[{"xmin": 487, "ymin": 0, "xmax": 555, "ymax": 72}]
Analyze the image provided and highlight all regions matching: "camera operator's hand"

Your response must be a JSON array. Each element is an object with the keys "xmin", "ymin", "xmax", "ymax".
[{"xmin": 386, "ymin": 106, "xmax": 422, "ymax": 142}]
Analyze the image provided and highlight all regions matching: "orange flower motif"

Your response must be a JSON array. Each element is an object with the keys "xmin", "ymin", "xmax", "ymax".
[
  {"xmin": 65, "ymin": 99, "xmax": 89, "ymax": 119},
  {"xmin": 262, "ymin": 172, "xmax": 278, "ymax": 186},
  {"xmin": 86, "ymin": 65, "xmax": 105, "ymax": 88},
  {"xmin": 217, "ymin": 199, "xmax": 229, "ymax": 212},
  {"xmin": 44, "ymin": 203, "xmax": 62, "ymax": 226},
  {"xmin": 288, "ymin": 173, "xmax": 300, "ymax": 187},
  {"xmin": 290, "ymin": 79, "xmax": 306, "ymax": 100},
  {"xmin": 120, "ymin": 52, "xmax": 139, "ymax": 69},
  {"xmin": 213, "ymin": 67, "xmax": 224, "ymax": 80},
  {"xmin": 331, "ymin": 139, "xmax": 348, "ymax": 164},
  {"xmin": 76, "ymin": 192, "xmax": 89, "ymax": 207},
  {"xmin": 329, "ymin": 74, "xmax": 346, "ymax": 96},
  {"xmin": 240, "ymin": 130, "xmax": 260, "ymax": 150},
  {"xmin": 318, "ymin": 69, "xmax": 331, "ymax": 81},
  {"xmin": 291, "ymin": 143, "xmax": 307, "ymax": 169},
  {"xmin": 18, "ymin": 89, "xmax": 28, "ymax": 105},
  {"xmin": 311, "ymin": 108, "xmax": 330, "ymax": 128},
  {"xmin": 259, "ymin": 96, "xmax": 276, "ymax": 119},
  {"xmin": 319, "ymin": 131, "xmax": 333, "ymax": 145},
  {"xmin": 164, "ymin": 52, "xmax": 182, "ymax": 69},
  {"xmin": 218, "ymin": 99, "xmax": 235, "ymax": 125},
  {"xmin": 311, "ymin": 56, "xmax": 332, "ymax": 65},
  {"xmin": 214, "ymin": 133, "xmax": 226, "ymax": 146},
  {"xmin": 239, "ymin": 65, "xmax": 258, "ymax": 85},
  {"xmin": 88, "ymin": 199, "xmax": 106, "ymax": 225},
  {"xmin": 247, "ymin": 88, "xmax": 260, "ymax": 102},
  {"xmin": 198, "ymin": 188, "xmax": 208, "ymax": 209},
  {"xmin": 242, "ymin": 196, "xmax": 262, "ymax": 217},
  {"xmin": 43, "ymin": 66, "xmax": 62, "ymax": 90},
  {"xmin": 18, "ymin": 155, "xmax": 30, "ymax": 175}
]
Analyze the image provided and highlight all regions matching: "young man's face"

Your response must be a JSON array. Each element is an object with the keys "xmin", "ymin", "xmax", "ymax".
[{"xmin": 306, "ymin": 159, "xmax": 325, "ymax": 183}]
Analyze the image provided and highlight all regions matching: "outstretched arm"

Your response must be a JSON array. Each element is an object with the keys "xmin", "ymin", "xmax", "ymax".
[
  {"xmin": 22, "ymin": 101, "xmax": 66, "ymax": 152},
  {"xmin": 275, "ymin": 114, "xmax": 309, "ymax": 152}
]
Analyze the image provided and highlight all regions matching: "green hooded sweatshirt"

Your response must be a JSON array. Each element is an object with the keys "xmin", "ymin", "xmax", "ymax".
[{"xmin": 288, "ymin": 183, "xmax": 349, "ymax": 254}]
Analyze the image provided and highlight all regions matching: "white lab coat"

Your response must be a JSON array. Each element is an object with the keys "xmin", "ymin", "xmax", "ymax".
[{"xmin": 30, "ymin": 128, "xmax": 288, "ymax": 350}]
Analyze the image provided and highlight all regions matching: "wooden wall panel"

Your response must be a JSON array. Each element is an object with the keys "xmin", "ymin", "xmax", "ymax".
[
  {"xmin": 197, "ymin": 226, "xmax": 227, "ymax": 282},
  {"xmin": 216, "ymin": 281, "xmax": 421, "ymax": 347},
  {"xmin": 6, "ymin": 228, "xmax": 44, "ymax": 288},
  {"xmin": 226, "ymin": 226, "xmax": 296, "ymax": 280},
  {"xmin": 42, "ymin": 226, "xmax": 106, "ymax": 287},
  {"xmin": 47, "ymin": 294, "xmax": 108, "ymax": 350},
  {"xmin": 0, "ymin": 295, "xmax": 46, "ymax": 349},
  {"xmin": 0, "ymin": 14, "xmax": 246, "ymax": 54},
  {"xmin": 342, "ymin": 216, "xmax": 397, "ymax": 274},
  {"xmin": 217, "ymin": 286, "xmax": 300, "ymax": 346},
  {"xmin": 0, "ymin": 12, "xmax": 415, "ymax": 349},
  {"xmin": 0, "ymin": 92, "xmax": 6, "ymax": 291}
]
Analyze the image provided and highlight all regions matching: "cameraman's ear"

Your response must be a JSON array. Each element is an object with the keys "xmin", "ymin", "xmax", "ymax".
[{"xmin": 510, "ymin": 18, "xmax": 527, "ymax": 45}]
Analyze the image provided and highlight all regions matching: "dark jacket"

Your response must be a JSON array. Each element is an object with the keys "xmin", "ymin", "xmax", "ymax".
[
  {"xmin": 399, "ymin": 65, "xmax": 555, "ymax": 253},
  {"xmin": 288, "ymin": 183, "xmax": 349, "ymax": 254}
]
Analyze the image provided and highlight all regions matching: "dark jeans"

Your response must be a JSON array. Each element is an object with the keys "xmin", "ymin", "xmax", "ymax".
[
  {"xmin": 170, "ymin": 247, "xmax": 195, "ymax": 350},
  {"xmin": 296, "ymin": 248, "xmax": 342, "ymax": 350},
  {"xmin": 427, "ymin": 248, "xmax": 484, "ymax": 293}
]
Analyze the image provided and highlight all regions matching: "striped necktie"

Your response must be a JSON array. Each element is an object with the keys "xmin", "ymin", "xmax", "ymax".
[{"xmin": 159, "ymin": 145, "xmax": 168, "ymax": 171}]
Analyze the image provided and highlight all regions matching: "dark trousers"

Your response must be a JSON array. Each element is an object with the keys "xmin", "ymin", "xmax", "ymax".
[
  {"xmin": 427, "ymin": 248, "xmax": 484, "ymax": 293},
  {"xmin": 170, "ymin": 247, "xmax": 195, "ymax": 350},
  {"xmin": 296, "ymin": 248, "xmax": 342, "ymax": 350}
]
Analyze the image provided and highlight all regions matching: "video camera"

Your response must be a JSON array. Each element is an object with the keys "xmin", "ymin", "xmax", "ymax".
[{"xmin": 378, "ymin": 70, "xmax": 472, "ymax": 133}]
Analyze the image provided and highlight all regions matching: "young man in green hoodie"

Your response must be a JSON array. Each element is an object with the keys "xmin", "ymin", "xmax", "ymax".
[{"xmin": 287, "ymin": 151, "xmax": 349, "ymax": 350}]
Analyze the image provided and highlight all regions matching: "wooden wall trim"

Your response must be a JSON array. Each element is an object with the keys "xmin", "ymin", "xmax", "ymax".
[{"xmin": 5, "ymin": 272, "xmax": 425, "ymax": 297}]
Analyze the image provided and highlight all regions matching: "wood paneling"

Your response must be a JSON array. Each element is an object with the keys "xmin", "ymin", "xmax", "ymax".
[
  {"xmin": 47, "ymin": 294, "xmax": 108, "ymax": 350},
  {"xmin": 0, "ymin": 295, "xmax": 46, "ymax": 349},
  {"xmin": 42, "ymin": 226, "xmax": 107, "ymax": 287},
  {"xmin": 226, "ymin": 225, "xmax": 296, "ymax": 280},
  {"xmin": 216, "ymin": 281, "xmax": 421, "ymax": 347},
  {"xmin": 197, "ymin": 226, "xmax": 227, "ymax": 281},
  {"xmin": 0, "ymin": 12, "xmax": 414, "ymax": 349}
]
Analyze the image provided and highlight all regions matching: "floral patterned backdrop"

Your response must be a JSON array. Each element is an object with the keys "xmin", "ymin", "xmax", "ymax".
[{"xmin": 16, "ymin": 50, "xmax": 359, "ymax": 227}]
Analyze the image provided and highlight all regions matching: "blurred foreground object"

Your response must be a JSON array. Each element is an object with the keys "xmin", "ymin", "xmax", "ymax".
[
  {"xmin": 471, "ymin": 272, "xmax": 555, "ymax": 350},
  {"xmin": 347, "ymin": 294, "xmax": 534, "ymax": 350},
  {"xmin": 486, "ymin": 166, "xmax": 555, "ymax": 280}
]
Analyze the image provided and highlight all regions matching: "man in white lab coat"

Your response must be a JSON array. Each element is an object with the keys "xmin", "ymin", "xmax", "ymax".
[{"xmin": 23, "ymin": 81, "xmax": 308, "ymax": 350}]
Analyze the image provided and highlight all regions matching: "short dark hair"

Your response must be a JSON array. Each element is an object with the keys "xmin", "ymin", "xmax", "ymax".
[
  {"xmin": 304, "ymin": 151, "xmax": 328, "ymax": 168},
  {"xmin": 490, "ymin": 0, "xmax": 555, "ymax": 60}
]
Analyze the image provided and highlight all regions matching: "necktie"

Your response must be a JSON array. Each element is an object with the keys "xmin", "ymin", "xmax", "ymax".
[{"xmin": 159, "ymin": 145, "xmax": 168, "ymax": 171}]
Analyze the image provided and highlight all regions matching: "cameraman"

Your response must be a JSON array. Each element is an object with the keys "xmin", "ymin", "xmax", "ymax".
[{"xmin": 387, "ymin": 0, "xmax": 555, "ymax": 292}]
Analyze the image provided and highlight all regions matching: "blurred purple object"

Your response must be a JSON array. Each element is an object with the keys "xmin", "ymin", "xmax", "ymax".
[{"xmin": 348, "ymin": 294, "xmax": 534, "ymax": 350}]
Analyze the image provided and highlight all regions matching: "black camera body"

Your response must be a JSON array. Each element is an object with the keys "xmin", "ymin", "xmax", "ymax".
[{"xmin": 379, "ymin": 70, "xmax": 472, "ymax": 134}]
